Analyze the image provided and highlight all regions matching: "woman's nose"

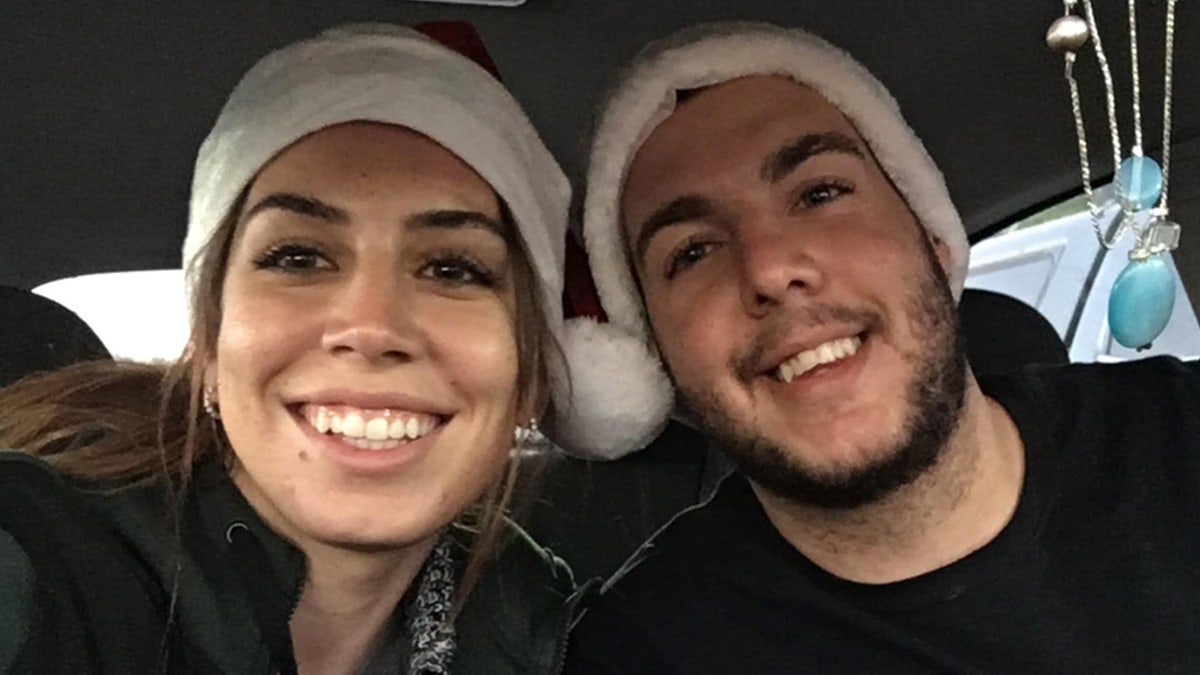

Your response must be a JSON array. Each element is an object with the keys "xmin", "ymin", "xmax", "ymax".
[{"xmin": 320, "ymin": 263, "xmax": 423, "ymax": 364}]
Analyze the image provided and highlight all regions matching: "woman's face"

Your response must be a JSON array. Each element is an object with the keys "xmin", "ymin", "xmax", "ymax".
[{"xmin": 214, "ymin": 121, "xmax": 521, "ymax": 552}]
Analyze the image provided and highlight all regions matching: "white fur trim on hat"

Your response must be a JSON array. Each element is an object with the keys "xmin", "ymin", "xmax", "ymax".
[
  {"xmin": 580, "ymin": 21, "xmax": 972, "ymax": 442},
  {"xmin": 184, "ymin": 24, "xmax": 568, "ymax": 329},
  {"xmin": 182, "ymin": 23, "xmax": 658, "ymax": 459}
]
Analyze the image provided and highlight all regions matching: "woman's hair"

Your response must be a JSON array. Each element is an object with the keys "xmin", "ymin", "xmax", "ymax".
[{"xmin": 0, "ymin": 187, "xmax": 557, "ymax": 602}]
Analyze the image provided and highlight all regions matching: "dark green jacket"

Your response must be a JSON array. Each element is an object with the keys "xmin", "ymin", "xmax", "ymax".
[{"xmin": 0, "ymin": 450, "xmax": 582, "ymax": 674}]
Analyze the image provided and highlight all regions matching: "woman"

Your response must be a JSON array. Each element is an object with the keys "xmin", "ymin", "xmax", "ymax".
[{"xmin": 0, "ymin": 23, "xmax": 609, "ymax": 674}]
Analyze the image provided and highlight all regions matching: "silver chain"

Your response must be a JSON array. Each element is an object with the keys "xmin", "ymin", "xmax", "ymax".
[
  {"xmin": 1066, "ymin": 55, "xmax": 1100, "ymax": 224},
  {"xmin": 1128, "ymin": 0, "xmax": 1143, "ymax": 154},
  {"xmin": 1127, "ymin": 0, "xmax": 1148, "ymax": 249},
  {"xmin": 1064, "ymin": 0, "xmax": 1179, "ymax": 250},
  {"xmin": 1080, "ymin": 0, "xmax": 1126, "ymax": 209},
  {"xmin": 1157, "ymin": 0, "xmax": 1178, "ymax": 214},
  {"xmin": 1072, "ymin": 0, "xmax": 1128, "ymax": 247}
]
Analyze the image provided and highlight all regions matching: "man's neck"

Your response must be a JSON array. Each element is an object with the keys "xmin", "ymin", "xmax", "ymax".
[
  {"xmin": 753, "ymin": 377, "xmax": 1025, "ymax": 584},
  {"xmin": 290, "ymin": 537, "xmax": 436, "ymax": 675}
]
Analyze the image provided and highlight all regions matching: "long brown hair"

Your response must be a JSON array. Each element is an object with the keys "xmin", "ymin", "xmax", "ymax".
[{"xmin": 0, "ymin": 186, "xmax": 557, "ymax": 603}]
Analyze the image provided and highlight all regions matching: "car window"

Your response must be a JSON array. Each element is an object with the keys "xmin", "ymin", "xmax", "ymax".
[
  {"xmin": 34, "ymin": 270, "xmax": 188, "ymax": 363},
  {"xmin": 966, "ymin": 183, "xmax": 1200, "ymax": 361}
]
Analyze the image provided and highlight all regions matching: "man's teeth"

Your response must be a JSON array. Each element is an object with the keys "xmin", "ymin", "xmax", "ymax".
[
  {"xmin": 776, "ymin": 336, "xmax": 862, "ymax": 383},
  {"xmin": 306, "ymin": 406, "xmax": 438, "ymax": 446}
]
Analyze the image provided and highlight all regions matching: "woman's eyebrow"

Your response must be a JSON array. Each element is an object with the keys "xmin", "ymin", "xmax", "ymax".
[
  {"xmin": 241, "ymin": 192, "xmax": 350, "ymax": 225},
  {"xmin": 239, "ymin": 199, "xmax": 510, "ymax": 244},
  {"xmin": 406, "ymin": 209, "xmax": 511, "ymax": 242}
]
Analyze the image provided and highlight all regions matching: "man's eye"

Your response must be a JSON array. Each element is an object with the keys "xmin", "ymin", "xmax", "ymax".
[
  {"xmin": 797, "ymin": 181, "xmax": 854, "ymax": 209},
  {"xmin": 253, "ymin": 244, "xmax": 334, "ymax": 273},
  {"xmin": 666, "ymin": 240, "xmax": 715, "ymax": 280},
  {"xmin": 420, "ymin": 255, "xmax": 496, "ymax": 288}
]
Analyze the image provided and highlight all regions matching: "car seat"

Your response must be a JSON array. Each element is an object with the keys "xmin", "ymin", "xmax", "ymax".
[{"xmin": 0, "ymin": 286, "xmax": 111, "ymax": 387}]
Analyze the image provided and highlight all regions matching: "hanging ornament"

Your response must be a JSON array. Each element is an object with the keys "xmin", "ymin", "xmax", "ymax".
[
  {"xmin": 1046, "ymin": 14, "xmax": 1090, "ymax": 52},
  {"xmin": 1109, "ymin": 249, "xmax": 1176, "ymax": 350},
  {"xmin": 1109, "ymin": 216, "xmax": 1182, "ymax": 348},
  {"xmin": 1116, "ymin": 154, "xmax": 1163, "ymax": 211},
  {"xmin": 1048, "ymin": 0, "xmax": 1183, "ymax": 350}
]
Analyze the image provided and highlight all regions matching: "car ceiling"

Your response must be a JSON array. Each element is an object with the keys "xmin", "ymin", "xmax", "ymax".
[{"xmin": 3, "ymin": 0, "xmax": 1197, "ymax": 290}]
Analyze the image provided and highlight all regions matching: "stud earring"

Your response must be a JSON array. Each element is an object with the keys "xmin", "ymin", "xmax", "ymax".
[
  {"xmin": 513, "ymin": 418, "xmax": 547, "ymax": 456},
  {"xmin": 202, "ymin": 385, "xmax": 221, "ymax": 420}
]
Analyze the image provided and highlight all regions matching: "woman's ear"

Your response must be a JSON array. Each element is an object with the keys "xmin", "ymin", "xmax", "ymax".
[
  {"xmin": 515, "ymin": 388, "xmax": 548, "ymax": 438},
  {"xmin": 201, "ymin": 355, "xmax": 220, "ymax": 397}
]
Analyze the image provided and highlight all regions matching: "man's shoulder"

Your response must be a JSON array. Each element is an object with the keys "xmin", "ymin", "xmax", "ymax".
[
  {"xmin": 983, "ymin": 356, "xmax": 1200, "ymax": 413},
  {"xmin": 598, "ymin": 474, "xmax": 762, "ymax": 598},
  {"xmin": 986, "ymin": 357, "xmax": 1200, "ymax": 508},
  {"xmin": 565, "ymin": 476, "xmax": 767, "ymax": 674},
  {"xmin": 987, "ymin": 355, "xmax": 1197, "ymax": 387}
]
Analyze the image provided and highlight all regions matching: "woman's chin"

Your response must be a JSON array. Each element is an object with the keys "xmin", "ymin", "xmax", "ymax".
[
  {"xmin": 237, "ymin": 481, "xmax": 450, "ymax": 555},
  {"xmin": 298, "ymin": 511, "xmax": 447, "ymax": 554}
]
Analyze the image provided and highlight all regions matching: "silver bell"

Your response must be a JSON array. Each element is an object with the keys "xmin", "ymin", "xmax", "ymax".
[{"xmin": 1046, "ymin": 15, "xmax": 1089, "ymax": 53}]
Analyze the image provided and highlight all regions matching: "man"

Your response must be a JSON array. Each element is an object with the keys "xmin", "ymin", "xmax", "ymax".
[{"xmin": 565, "ymin": 21, "xmax": 1200, "ymax": 674}]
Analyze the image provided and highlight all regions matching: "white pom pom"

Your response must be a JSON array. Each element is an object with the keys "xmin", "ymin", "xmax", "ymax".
[{"xmin": 554, "ymin": 317, "xmax": 674, "ymax": 460}]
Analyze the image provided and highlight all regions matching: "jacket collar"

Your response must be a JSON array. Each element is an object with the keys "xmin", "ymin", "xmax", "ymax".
[
  {"xmin": 185, "ymin": 458, "xmax": 306, "ymax": 673},
  {"xmin": 187, "ymin": 458, "xmax": 307, "ymax": 598}
]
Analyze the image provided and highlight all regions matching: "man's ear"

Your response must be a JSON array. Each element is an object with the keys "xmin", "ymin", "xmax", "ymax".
[{"xmin": 931, "ymin": 235, "xmax": 954, "ymax": 276}]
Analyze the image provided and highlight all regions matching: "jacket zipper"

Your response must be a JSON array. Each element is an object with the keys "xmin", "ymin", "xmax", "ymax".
[{"xmin": 552, "ymin": 577, "xmax": 602, "ymax": 674}]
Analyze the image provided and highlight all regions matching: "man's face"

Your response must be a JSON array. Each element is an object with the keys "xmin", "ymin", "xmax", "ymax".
[{"xmin": 622, "ymin": 75, "xmax": 966, "ymax": 509}]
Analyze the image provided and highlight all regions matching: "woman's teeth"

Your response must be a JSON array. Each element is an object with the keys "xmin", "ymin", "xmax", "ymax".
[
  {"xmin": 776, "ymin": 336, "xmax": 862, "ymax": 383},
  {"xmin": 304, "ymin": 405, "xmax": 439, "ymax": 449}
]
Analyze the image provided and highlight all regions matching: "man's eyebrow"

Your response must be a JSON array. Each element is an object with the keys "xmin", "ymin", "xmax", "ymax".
[
  {"xmin": 406, "ymin": 209, "xmax": 511, "ymax": 242},
  {"xmin": 241, "ymin": 192, "xmax": 349, "ymax": 225},
  {"xmin": 632, "ymin": 195, "xmax": 716, "ymax": 271},
  {"xmin": 761, "ymin": 132, "xmax": 866, "ymax": 184}
]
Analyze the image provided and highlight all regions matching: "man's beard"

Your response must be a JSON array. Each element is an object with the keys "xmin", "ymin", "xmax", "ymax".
[{"xmin": 675, "ymin": 245, "xmax": 967, "ymax": 511}]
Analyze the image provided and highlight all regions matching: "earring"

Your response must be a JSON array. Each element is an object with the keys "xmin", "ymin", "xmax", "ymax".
[
  {"xmin": 202, "ymin": 385, "xmax": 221, "ymax": 420},
  {"xmin": 513, "ymin": 418, "xmax": 547, "ymax": 456}
]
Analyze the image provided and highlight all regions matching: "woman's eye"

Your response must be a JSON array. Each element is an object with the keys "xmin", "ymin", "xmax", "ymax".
[
  {"xmin": 421, "ymin": 255, "xmax": 496, "ymax": 288},
  {"xmin": 666, "ymin": 240, "xmax": 715, "ymax": 280},
  {"xmin": 797, "ymin": 181, "xmax": 854, "ymax": 209},
  {"xmin": 253, "ymin": 244, "xmax": 333, "ymax": 273}
]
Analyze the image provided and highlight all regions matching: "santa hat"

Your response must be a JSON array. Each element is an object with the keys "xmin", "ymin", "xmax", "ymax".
[
  {"xmin": 576, "ymin": 21, "xmax": 971, "ymax": 451},
  {"xmin": 183, "ymin": 22, "xmax": 665, "ymax": 459}
]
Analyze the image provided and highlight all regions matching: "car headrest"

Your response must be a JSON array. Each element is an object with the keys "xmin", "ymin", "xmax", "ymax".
[
  {"xmin": 959, "ymin": 288, "xmax": 1068, "ymax": 375},
  {"xmin": 0, "ymin": 286, "xmax": 111, "ymax": 387}
]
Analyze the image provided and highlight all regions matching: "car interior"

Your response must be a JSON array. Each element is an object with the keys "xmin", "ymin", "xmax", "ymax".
[{"xmin": 3, "ymin": 0, "xmax": 1198, "ymax": 581}]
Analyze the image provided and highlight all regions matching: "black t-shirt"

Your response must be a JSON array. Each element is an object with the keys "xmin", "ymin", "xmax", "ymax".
[{"xmin": 565, "ymin": 357, "xmax": 1200, "ymax": 674}]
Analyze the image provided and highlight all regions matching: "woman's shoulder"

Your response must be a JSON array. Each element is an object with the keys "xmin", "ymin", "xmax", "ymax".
[
  {"xmin": 0, "ymin": 520, "xmax": 36, "ymax": 673},
  {"xmin": 0, "ymin": 450, "xmax": 183, "ymax": 674},
  {"xmin": 0, "ymin": 450, "xmax": 95, "ymax": 518},
  {"xmin": 0, "ymin": 449, "xmax": 58, "ymax": 476},
  {"xmin": 0, "ymin": 450, "xmax": 172, "ymax": 546},
  {"xmin": 454, "ymin": 519, "xmax": 591, "ymax": 675}
]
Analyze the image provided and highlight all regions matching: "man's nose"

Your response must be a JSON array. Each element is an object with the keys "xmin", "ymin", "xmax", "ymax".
[{"xmin": 736, "ymin": 217, "xmax": 826, "ymax": 318}]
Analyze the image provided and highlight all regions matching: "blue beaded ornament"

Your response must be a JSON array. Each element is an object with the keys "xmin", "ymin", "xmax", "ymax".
[
  {"xmin": 1049, "ymin": 0, "xmax": 1184, "ymax": 353},
  {"xmin": 1106, "ymin": 154, "xmax": 1175, "ymax": 349},
  {"xmin": 1108, "ymin": 254, "xmax": 1176, "ymax": 349},
  {"xmin": 1103, "ymin": 150, "xmax": 1173, "ymax": 351},
  {"xmin": 1117, "ymin": 155, "xmax": 1163, "ymax": 211}
]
